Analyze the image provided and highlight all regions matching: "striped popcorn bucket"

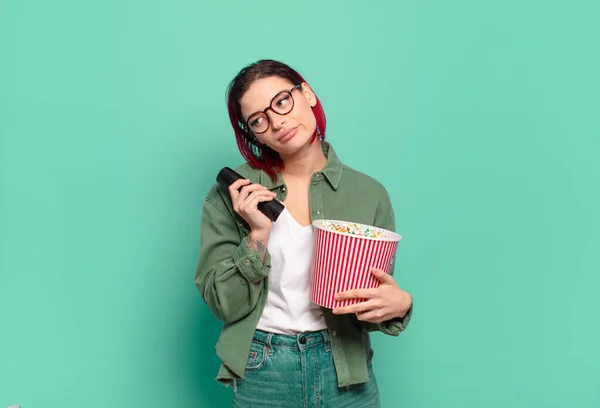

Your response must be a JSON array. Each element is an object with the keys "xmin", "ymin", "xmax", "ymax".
[{"xmin": 310, "ymin": 220, "xmax": 402, "ymax": 309}]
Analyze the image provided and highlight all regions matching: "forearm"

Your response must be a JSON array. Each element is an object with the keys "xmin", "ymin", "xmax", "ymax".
[
  {"xmin": 247, "ymin": 228, "xmax": 270, "ymax": 263},
  {"xmin": 195, "ymin": 197, "xmax": 272, "ymax": 323},
  {"xmin": 196, "ymin": 234, "xmax": 271, "ymax": 323}
]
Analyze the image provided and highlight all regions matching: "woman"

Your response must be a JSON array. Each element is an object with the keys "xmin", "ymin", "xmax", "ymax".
[{"xmin": 195, "ymin": 59, "xmax": 413, "ymax": 407}]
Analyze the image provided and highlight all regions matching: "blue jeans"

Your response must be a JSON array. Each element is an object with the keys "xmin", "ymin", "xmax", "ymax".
[{"xmin": 232, "ymin": 329, "xmax": 380, "ymax": 408}]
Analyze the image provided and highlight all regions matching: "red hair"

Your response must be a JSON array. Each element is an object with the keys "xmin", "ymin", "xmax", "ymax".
[{"xmin": 226, "ymin": 60, "xmax": 327, "ymax": 182}]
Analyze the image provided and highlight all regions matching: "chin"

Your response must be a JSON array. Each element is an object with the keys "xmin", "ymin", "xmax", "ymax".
[{"xmin": 276, "ymin": 130, "xmax": 315, "ymax": 154}]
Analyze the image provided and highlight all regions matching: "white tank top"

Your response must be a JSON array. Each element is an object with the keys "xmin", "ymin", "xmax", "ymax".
[{"xmin": 256, "ymin": 207, "xmax": 327, "ymax": 334}]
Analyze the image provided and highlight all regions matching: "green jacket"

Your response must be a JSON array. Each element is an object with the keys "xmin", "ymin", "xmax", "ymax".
[{"xmin": 194, "ymin": 141, "xmax": 412, "ymax": 387}]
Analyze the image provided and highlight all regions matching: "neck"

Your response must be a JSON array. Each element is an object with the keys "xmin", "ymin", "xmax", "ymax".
[{"xmin": 280, "ymin": 141, "xmax": 327, "ymax": 179}]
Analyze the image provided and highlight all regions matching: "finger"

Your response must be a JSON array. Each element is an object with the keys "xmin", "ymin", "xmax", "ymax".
[
  {"xmin": 353, "ymin": 309, "xmax": 386, "ymax": 323},
  {"xmin": 240, "ymin": 191, "xmax": 276, "ymax": 212},
  {"xmin": 234, "ymin": 184, "xmax": 270, "ymax": 207},
  {"xmin": 230, "ymin": 181, "xmax": 268, "ymax": 201},
  {"xmin": 241, "ymin": 191, "xmax": 275, "ymax": 210},
  {"xmin": 371, "ymin": 267, "xmax": 395, "ymax": 284},
  {"xmin": 332, "ymin": 299, "xmax": 378, "ymax": 315},
  {"xmin": 229, "ymin": 179, "xmax": 251, "ymax": 201},
  {"xmin": 335, "ymin": 288, "xmax": 379, "ymax": 301},
  {"xmin": 229, "ymin": 178, "xmax": 251, "ymax": 192},
  {"xmin": 238, "ymin": 183, "xmax": 269, "ymax": 198}
]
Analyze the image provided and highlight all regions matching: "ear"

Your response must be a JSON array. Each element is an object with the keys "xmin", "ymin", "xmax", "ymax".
[{"xmin": 300, "ymin": 82, "xmax": 318, "ymax": 108}]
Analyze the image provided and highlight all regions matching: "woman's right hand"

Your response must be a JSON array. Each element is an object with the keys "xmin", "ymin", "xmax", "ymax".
[{"xmin": 229, "ymin": 178, "xmax": 277, "ymax": 236}]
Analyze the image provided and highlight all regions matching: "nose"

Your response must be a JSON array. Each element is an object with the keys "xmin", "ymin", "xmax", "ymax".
[{"xmin": 267, "ymin": 110, "xmax": 286, "ymax": 130}]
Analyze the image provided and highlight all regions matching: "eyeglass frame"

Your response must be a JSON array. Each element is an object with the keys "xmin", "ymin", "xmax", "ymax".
[{"xmin": 245, "ymin": 84, "xmax": 303, "ymax": 135}]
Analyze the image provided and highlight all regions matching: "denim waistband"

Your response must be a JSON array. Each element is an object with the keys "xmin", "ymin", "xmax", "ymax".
[{"xmin": 252, "ymin": 329, "xmax": 330, "ymax": 349}]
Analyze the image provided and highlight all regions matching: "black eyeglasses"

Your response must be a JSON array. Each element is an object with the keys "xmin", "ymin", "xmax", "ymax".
[{"xmin": 245, "ymin": 84, "xmax": 302, "ymax": 134}]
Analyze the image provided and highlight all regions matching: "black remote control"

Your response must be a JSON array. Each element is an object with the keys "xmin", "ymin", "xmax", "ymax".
[{"xmin": 216, "ymin": 167, "xmax": 285, "ymax": 222}]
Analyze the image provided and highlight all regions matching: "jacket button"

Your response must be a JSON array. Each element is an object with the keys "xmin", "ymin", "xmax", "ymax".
[
  {"xmin": 316, "ymin": 210, "xmax": 321, "ymax": 215},
  {"xmin": 299, "ymin": 337, "xmax": 307, "ymax": 344}
]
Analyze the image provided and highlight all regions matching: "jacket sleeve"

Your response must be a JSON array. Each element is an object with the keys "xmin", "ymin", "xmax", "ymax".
[
  {"xmin": 359, "ymin": 187, "xmax": 413, "ymax": 336},
  {"xmin": 194, "ymin": 188, "xmax": 271, "ymax": 324}
]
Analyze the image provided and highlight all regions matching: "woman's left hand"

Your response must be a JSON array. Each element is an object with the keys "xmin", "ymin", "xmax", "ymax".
[{"xmin": 332, "ymin": 267, "xmax": 412, "ymax": 324}]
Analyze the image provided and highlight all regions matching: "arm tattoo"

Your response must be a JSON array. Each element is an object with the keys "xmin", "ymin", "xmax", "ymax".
[
  {"xmin": 248, "ymin": 238, "xmax": 265, "ymax": 253},
  {"xmin": 247, "ymin": 237, "xmax": 267, "ymax": 260}
]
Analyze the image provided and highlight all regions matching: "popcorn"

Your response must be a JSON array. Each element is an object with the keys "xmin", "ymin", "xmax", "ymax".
[
  {"xmin": 310, "ymin": 219, "xmax": 402, "ymax": 309},
  {"xmin": 319, "ymin": 220, "xmax": 384, "ymax": 239}
]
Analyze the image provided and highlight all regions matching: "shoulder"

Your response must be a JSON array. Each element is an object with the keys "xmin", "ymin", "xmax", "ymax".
[
  {"xmin": 232, "ymin": 162, "xmax": 263, "ymax": 181},
  {"xmin": 339, "ymin": 163, "xmax": 390, "ymax": 199},
  {"xmin": 338, "ymin": 163, "xmax": 395, "ymax": 227}
]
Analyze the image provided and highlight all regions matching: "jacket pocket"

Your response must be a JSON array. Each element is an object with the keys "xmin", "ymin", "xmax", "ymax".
[{"xmin": 245, "ymin": 341, "xmax": 267, "ymax": 372}]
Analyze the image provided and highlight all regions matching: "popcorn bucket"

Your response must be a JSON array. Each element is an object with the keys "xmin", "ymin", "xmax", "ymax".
[{"xmin": 310, "ymin": 220, "xmax": 402, "ymax": 309}]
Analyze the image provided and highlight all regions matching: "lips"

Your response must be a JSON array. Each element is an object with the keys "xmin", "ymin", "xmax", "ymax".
[{"xmin": 278, "ymin": 126, "xmax": 299, "ymax": 142}]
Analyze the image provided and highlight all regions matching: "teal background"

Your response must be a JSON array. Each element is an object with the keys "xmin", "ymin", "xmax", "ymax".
[{"xmin": 1, "ymin": 0, "xmax": 599, "ymax": 407}]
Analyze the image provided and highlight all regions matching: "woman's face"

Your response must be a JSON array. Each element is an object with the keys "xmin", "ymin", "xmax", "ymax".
[{"xmin": 239, "ymin": 76, "xmax": 318, "ymax": 156}]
